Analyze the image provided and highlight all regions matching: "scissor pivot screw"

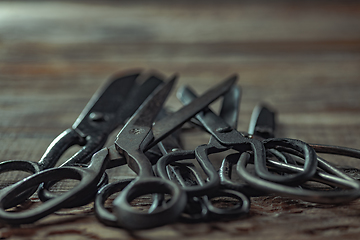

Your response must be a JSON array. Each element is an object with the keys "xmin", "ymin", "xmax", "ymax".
[
  {"xmin": 89, "ymin": 112, "xmax": 105, "ymax": 122},
  {"xmin": 216, "ymin": 126, "xmax": 232, "ymax": 133}
]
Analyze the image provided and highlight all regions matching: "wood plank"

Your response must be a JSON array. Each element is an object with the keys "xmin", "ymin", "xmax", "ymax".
[{"xmin": 1, "ymin": 1, "xmax": 360, "ymax": 43}]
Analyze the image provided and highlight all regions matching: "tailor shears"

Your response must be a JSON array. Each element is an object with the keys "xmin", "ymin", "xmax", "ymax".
[
  {"xmin": 0, "ymin": 71, "xmax": 163, "ymax": 208},
  {"xmin": 0, "ymin": 75, "xmax": 236, "ymax": 228},
  {"xmin": 232, "ymin": 104, "xmax": 360, "ymax": 204},
  {"xmin": 149, "ymin": 85, "xmax": 250, "ymax": 222},
  {"xmin": 156, "ymin": 85, "xmax": 318, "ymax": 199}
]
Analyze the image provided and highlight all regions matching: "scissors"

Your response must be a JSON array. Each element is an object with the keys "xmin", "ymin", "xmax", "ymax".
[
  {"xmin": 0, "ymin": 75, "xmax": 236, "ymax": 227},
  {"xmin": 36, "ymin": 72, "xmax": 165, "ymax": 204},
  {"xmin": 151, "ymin": 85, "xmax": 250, "ymax": 222},
  {"xmin": 157, "ymin": 133, "xmax": 250, "ymax": 223},
  {"xmin": 0, "ymin": 71, "xmax": 163, "ymax": 208},
  {"xmin": 233, "ymin": 104, "xmax": 360, "ymax": 204},
  {"xmin": 182, "ymin": 87, "xmax": 319, "ymax": 185},
  {"xmin": 109, "ymin": 75, "xmax": 237, "ymax": 229},
  {"xmin": 156, "ymin": 86, "xmax": 318, "ymax": 201}
]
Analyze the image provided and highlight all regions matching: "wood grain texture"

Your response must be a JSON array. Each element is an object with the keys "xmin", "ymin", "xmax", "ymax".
[{"xmin": 0, "ymin": 1, "xmax": 360, "ymax": 239}]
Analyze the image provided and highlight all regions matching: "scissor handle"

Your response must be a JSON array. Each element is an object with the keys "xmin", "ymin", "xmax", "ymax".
[
  {"xmin": 112, "ymin": 177, "xmax": 187, "ymax": 230},
  {"xmin": 166, "ymin": 158, "xmax": 250, "ymax": 222},
  {"xmin": 38, "ymin": 128, "xmax": 84, "ymax": 169},
  {"xmin": 95, "ymin": 179, "xmax": 134, "ymax": 227},
  {"xmin": 255, "ymin": 138, "xmax": 318, "ymax": 185},
  {"xmin": 156, "ymin": 146, "xmax": 221, "ymax": 197},
  {"xmin": 0, "ymin": 148, "xmax": 109, "ymax": 225},
  {"xmin": 0, "ymin": 128, "xmax": 80, "ymax": 177},
  {"xmin": 0, "ymin": 160, "xmax": 40, "ymax": 209},
  {"xmin": 219, "ymin": 153, "xmax": 267, "ymax": 197},
  {"xmin": 37, "ymin": 132, "xmax": 108, "ymax": 203},
  {"xmin": 202, "ymin": 188, "xmax": 250, "ymax": 220},
  {"xmin": 236, "ymin": 152, "xmax": 360, "ymax": 204},
  {"xmin": 0, "ymin": 128, "xmax": 82, "ymax": 208},
  {"xmin": 38, "ymin": 166, "xmax": 109, "ymax": 208}
]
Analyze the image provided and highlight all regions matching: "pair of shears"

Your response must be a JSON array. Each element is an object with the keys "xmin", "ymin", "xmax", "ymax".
[
  {"xmin": 0, "ymin": 71, "xmax": 163, "ymax": 209},
  {"xmin": 156, "ymin": 86, "xmax": 317, "ymax": 202},
  {"xmin": 232, "ymin": 105, "xmax": 360, "ymax": 204},
  {"xmin": 0, "ymin": 75, "xmax": 236, "ymax": 229},
  {"xmin": 152, "ymin": 85, "xmax": 250, "ymax": 222},
  {"xmin": 99, "ymin": 76, "xmax": 236, "ymax": 229}
]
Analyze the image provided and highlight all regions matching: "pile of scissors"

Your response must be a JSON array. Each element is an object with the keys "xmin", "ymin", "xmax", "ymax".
[{"xmin": 0, "ymin": 70, "xmax": 360, "ymax": 230}]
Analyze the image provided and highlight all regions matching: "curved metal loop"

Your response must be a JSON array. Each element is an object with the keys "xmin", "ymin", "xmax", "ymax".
[
  {"xmin": 219, "ymin": 153, "xmax": 267, "ymax": 197},
  {"xmin": 236, "ymin": 152, "xmax": 360, "ymax": 204},
  {"xmin": 95, "ymin": 179, "xmax": 134, "ymax": 227},
  {"xmin": 157, "ymin": 146, "xmax": 222, "ymax": 197},
  {"xmin": 271, "ymin": 145, "xmax": 360, "ymax": 186},
  {"xmin": 259, "ymin": 138, "xmax": 318, "ymax": 185},
  {"xmin": 203, "ymin": 189, "xmax": 250, "ymax": 220},
  {"xmin": 178, "ymin": 86, "xmax": 318, "ymax": 186},
  {"xmin": 0, "ymin": 129, "xmax": 81, "ymax": 208},
  {"xmin": 0, "ymin": 148, "xmax": 110, "ymax": 225},
  {"xmin": 38, "ymin": 165, "xmax": 109, "ymax": 208},
  {"xmin": 161, "ymin": 149, "xmax": 250, "ymax": 222},
  {"xmin": 179, "ymin": 197, "xmax": 209, "ymax": 223},
  {"xmin": 37, "ymin": 133, "xmax": 107, "ymax": 203},
  {"xmin": 112, "ymin": 177, "xmax": 187, "ymax": 230}
]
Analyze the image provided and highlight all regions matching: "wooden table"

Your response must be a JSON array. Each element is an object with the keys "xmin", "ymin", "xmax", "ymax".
[{"xmin": 0, "ymin": 1, "xmax": 360, "ymax": 239}]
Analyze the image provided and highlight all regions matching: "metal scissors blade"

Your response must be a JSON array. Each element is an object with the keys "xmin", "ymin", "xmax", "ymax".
[
  {"xmin": 248, "ymin": 104, "xmax": 276, "ymax": 139},
  {"xmin": 38, "ymin": 73, "xmax": 164, "ymax": 203},
  {"xmin": 72, "ymin": 72, "xmax": 138, "ymax": 134},
  {"xmin": 0, "ymin": 72, "xmax": 145, "ymax": 209},
  {"xmin": 219, "ymin": 85, "xmax": 241, "ymax": 130},
  {"xmin": 115, "ymin": 75, "xmax": 177, "ymax": 155},
  {"xmin": 150, "ymin": 75, "xmax": 237, "ymax": 149}
]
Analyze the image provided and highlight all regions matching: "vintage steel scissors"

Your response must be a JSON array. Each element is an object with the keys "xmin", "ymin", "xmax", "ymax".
[
  {"xmin": 0, "ymin": 75, "xmax": 236, "ymax": 228},
  {"xmin": 233, "ymin": 104, "xmax": 360, "ymax": 204},
  {"xmin": 36, "ymin": 72, "xmax": 165, "ymax": 204},
  {"xmin": 152, "ymin": 85, "xmax": 250, "ymax": 222},
  {"xmin": 0, "ymin": 71, "xmax": 163, "ymax": 208},
  {"xmin": 156, "ymin": 86, "xmax": 318, "ymax": 201},
  {"xmin": 110, "ymin": 76, "xmax": 237, "ymax": 229},
  {"xmin": 181, "ymin": 87, "xmax": 318, "ymax": 186}
]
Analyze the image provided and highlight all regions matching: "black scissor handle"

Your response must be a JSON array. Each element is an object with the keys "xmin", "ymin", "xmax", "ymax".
[
  {"xmin": 156, "ymin": 147, "xmax": 221, "ymax": 197},
  {"xmin": 0, "ymin": 128, "xmax": 81, "ymax": 208},
  {"xmin": 112, "ymin": 177, "xmax": 187, "ymax": 230},
  {"xmin": 38, "ymin": 128, "xmax": 85, "ymax": 169},
  {"xmin": 95, "ymin": 179, "xmax": 134, "ymax": 227},
  {"xmin": 0, "ymin": 128, "xmax": 81, "ymax": 175},
  {"xmin": 219, "ymin": 153, "xmax": 267, "ymax": 197},
  {"xmin": 0, "ymin": 160, "xmax": 40, "ymax": 209},
  {"xmin": 37, "ymin": 134, "xmax": 108, "ymax": 203},
  {"xmin": 165, "ymin": 156, "xmax": 250, "ymax": 222},
  {"xmin": 0, "ymin": 148, "xmax": 109, "ymax": 225},
  {"xmin": 236, "ymin": 152, "xmax": 360, "ymax": 204},
  {"xmin": 203, "ymin": 188, "xmax": 250, "ymax": 220},
  {"xmin": 247, "ymin": 137, "xmax": 318, "ymax": 185}
]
